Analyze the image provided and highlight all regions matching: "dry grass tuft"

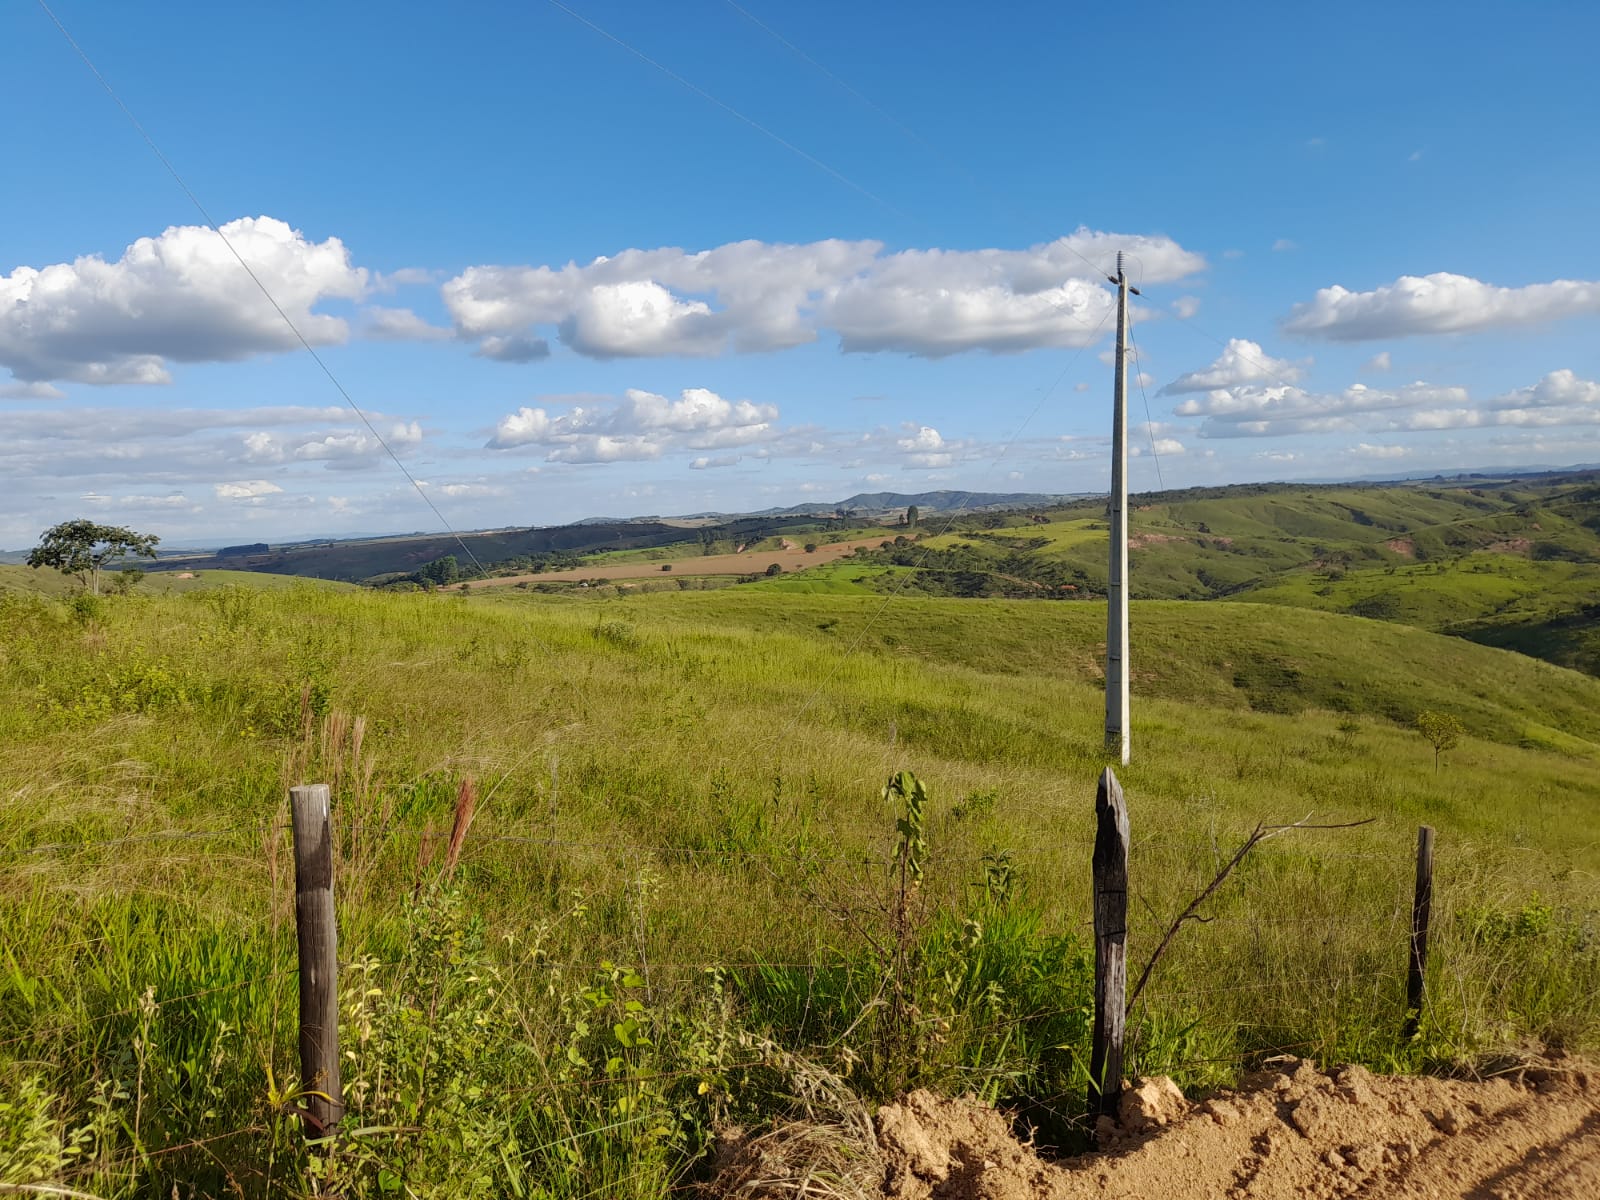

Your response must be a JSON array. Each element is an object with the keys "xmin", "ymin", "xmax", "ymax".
[
  {"xmin": 444, "ymin": 774, "xmax": 477, "ymax": 877},
  {"xmin": 705, "ymin": 1118, "xmax": 884, "ymax": 1200},
  {"xmin": 704, "ymin": 1049, "xmax": 882, "ymax": 1200}
]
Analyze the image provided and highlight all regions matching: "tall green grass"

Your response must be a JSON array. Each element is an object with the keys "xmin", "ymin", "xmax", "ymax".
[{"xmin": 1, "ymin": 581, "xmax": 1596, "ymax": 1195}]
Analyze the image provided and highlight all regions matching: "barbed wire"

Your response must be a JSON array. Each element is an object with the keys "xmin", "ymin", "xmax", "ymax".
[{"xmin": 7, "ymin": 810, "xmax": 1469, "ymax": 860}]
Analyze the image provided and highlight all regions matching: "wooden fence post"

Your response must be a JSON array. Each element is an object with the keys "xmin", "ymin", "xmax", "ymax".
[
  {"xmin": 1090, "ymin": 767, "xmax": 1129, "ymax": 1120},
  {"xmin": 290, "ymin": 783, "xmax": 343, "ymax": 1135},
  {"xmin": 1403, "ymin": 824, "xmax": 1435, "ymax": 1039}
]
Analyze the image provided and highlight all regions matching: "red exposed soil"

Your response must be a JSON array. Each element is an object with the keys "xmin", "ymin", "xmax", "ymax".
[
  {"xmin": 1129, "ymin": 533, "xmax": 1187, "ymax": 549},
  {"xmin": 710, "ymin": 1055, "xmax": 1600, "ymax": 1199},
  {"xmin": 1385, "ymin": 538, "xmax": 1416, "ymax": 558},
  {"xmin": 1487, "ymin": 538, "xmax": 1533, "ymax": 555}
]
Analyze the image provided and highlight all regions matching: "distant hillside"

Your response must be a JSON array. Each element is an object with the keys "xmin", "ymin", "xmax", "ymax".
[
  {"xmin": 0, "ymin": 563, "xmax": 353, "ymax": 598},
  {"xmin": 145, "ymin": 521, "xmax": 700, "ymax": 583},
  {"xmin": 27, "ymin": 473, "xmax": 1600, "ymax": 681},
  {"xmin": 144, "ymin": 513, "xmax": 893, "ymax": 584},
  {"xmin": 133, "ymin": 492, "xmax": 1066, "ymax": 584},
  {"xmin": 779, "ymin": 489, "xmax": 1073, "ymax": 516},
  {"xmin": 673, "ymin": 489, "xmax": 1077, "ymax": 519},
  {"xmin": 829, "ymin": 473, "xmax": 1600, "ymax": 676}
]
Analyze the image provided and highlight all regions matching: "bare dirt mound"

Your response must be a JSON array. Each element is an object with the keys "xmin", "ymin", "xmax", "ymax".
[{"xmin": 710, "ymin": 1056, "xmax": 1600, "ymax": 1199}]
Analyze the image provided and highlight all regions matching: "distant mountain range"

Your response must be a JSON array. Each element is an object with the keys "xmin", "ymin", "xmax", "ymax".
[
  {"xmin": 662, "ymin": 489, "xmax": 1084, "ymax": 521},
  {"xmin": 7, "ymin": 470, "xmax": 1599, "ymax": 559}
]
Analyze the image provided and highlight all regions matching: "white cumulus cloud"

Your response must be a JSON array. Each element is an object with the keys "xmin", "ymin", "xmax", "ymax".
[
  {"xmin": 896, "ymin": 426, "xmax": 945, "ymax": 452},
  {"xmin": 1493, "ymin": 368, "xmax": 1600, "ymax": 410},
  {"xmin": 1387, "ymin": 370, "xmax": 1600, "ymax": 431},
  {"xmin": 487, "ymin": 387, "xmax": 780, "ymax": 463},
  {"xmin": 1, "ymin": 381, "xmax": 66, "ymax": 400},
  {"xmin": 1179, "ymin": 381, "xmax": 1468, "ymax": 439},
  {"xmin": 0, "ymin": 217, "xmax": 368, "ymax": 385},
  {"xmin": 1161, "ymin": 339, "xmax": 1304, "ymax": 394},
  {"xmin": 215, "ymin": 480, "xmax": 284, "ymax": 500},
  {"xmin": 1284, "ymin": 272, "xmax": 1600, "ymax": 341},
  {"xmin": 442, "ymin": 230, "xmax": 1205, "ymax": 361},
  {"xmin": 244, "ymin": 421, "xmax": 422, "ymax": 468},
  {"xmin": 364, "ymin": 307, "xmax": 451, "ymax": 341}
]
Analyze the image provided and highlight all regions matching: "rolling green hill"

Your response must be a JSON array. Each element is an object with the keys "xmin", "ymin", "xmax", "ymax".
[
  {"xmin": 0, "ymin": 563, "xmax": 355, "ymax": 597},
  {"xmin": 3, "ymin": 570, "xmax": 1597, "ymax": 1196},
  {"xmin": 825, "ymin": 474, "xmax": 1600, "ymax": 676}
]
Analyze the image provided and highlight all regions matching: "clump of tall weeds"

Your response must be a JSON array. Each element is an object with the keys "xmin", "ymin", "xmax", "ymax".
[{"xmin": 741, "ymin": 771, "xmax": 1095, "ymax": 1123}]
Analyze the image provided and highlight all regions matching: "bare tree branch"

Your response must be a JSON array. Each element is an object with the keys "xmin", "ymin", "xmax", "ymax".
[{"xmin": 1126, "ymin": 815, "xmax": 1374, "ymax": 1013}]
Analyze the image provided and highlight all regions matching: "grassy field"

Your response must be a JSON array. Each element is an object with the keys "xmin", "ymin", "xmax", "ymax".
[
  {"xmin": 462, "ymin": 538, "xmax": 890, "ymax": 589},
  {"xmin": 0, "ymin": 564, "xmax": 357, "ymax": 599},
  {"xmin": 826, "ymin": 476, "xmax": 1600, "ymax": 674},
  {"xmin": 2, "ymin": 575, "xmax": 1596, "ymax": 1196}
]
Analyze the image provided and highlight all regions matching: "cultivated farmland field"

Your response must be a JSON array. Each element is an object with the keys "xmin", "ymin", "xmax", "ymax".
[
  {"xmin": 460, "ymin": 536, "xmax": 888, "ymax": 587},
  {"xmin": 1, "ymin": 573, "xmax": 1596, "ymax": 1196}
]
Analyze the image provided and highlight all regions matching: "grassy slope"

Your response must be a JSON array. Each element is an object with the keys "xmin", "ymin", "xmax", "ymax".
[
  {"xmin": 4, "ymin": 556, "xmax": 1597, "ymax": 1194},
  {"xmin": 815, "ymin": 478, "xmax": 1600, "ymax": 674},
  {"xmin": 619, "ymin": 592, "xmax": 1600, "ymax": 752},
  {"xmin": 0, "ymin": 563, "xmax": 355, "ymax": 597}
]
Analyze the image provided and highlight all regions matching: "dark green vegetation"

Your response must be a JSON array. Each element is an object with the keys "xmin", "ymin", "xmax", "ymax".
[
  {"xmin": 831, "ymin": 473, "xmax": 1600, "ymax": 678},
  {"xmin": 134, "ymin": 489, "xmax": 1003, "ymax": 585},
  {"xmin": 146, "ymin": 519, "xmax": 703, "ymax": 582},
  {"xmin": 138, "ymin": 472, "xmax": 1600, "ymax": 679},
  {"xmin": 25, "ymin": 520, "xmax": 160, "ymax": 597},
  {"xmin": 147, "ymin": 514, "xmax": 895, "ymax": 585},
  {"xmin": 2, "ymin": 568, "xmax": 1596, "ymax": 1196}
]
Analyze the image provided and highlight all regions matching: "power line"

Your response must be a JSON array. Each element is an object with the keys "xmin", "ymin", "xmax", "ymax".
[
  {"xmin": 544, "ymin": 0, "xmax": 905, "ymax": 220},
  {"xmin": 32, "ymin": 0, "xmax": 489, "ymax": 578},
  {"xmin": 760, "ymin": 305, "xmax": 1116, "ymax": 755},
  {"xmin": 548, "ymin": 0, "xmax": 1109, "ymax": 339},
  {"xmin": 716, "ymin": 0, "xmax": 1122, "ymax": 287},
  {"xmin": 538, "ymin": 1, "xmax": 1133, "ymax": 732},
  {"xmin": 719, "ymin": 0, "xmax": 992, "ymax": 199},
  {"xmin": 1124, "ymin": 253, "xmax": 1417, "ymax": 455},
  {"xmin": 1127, "ymin": 319, "xmax": 1166, "ymax": 491}
]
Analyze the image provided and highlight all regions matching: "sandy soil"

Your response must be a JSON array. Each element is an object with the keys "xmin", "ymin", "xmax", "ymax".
[
  {"xmin": 461, "ymin": 538, "xmax": 889, "ymax": 588},
  {"xmin": 711, "ymin": 1055, "xmax": 1600, "ymax": 1199}
]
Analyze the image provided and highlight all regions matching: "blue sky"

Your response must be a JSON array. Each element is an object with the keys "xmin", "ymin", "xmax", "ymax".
[{"xmin": 3, "ymin": 0, "xmax": 1598, "ymax": 546}]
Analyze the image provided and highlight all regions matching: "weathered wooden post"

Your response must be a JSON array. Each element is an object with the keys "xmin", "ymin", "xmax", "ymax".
[
  {"xmin": 290, "ymin": 783, "xmax": 343, "ymax": 1134},
  {"xmin": 1090, "ymin": 767, "xmax": 1129, "ymax": 1120},
  {"xmin": 1403, "ymin": 824, "xmax": 1435, "ymax": 1039}
]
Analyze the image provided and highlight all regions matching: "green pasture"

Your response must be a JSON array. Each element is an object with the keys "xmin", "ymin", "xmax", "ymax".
[{"xmin": 1, "ymin": 573, "xmax": 1596, "ymax": 1196}]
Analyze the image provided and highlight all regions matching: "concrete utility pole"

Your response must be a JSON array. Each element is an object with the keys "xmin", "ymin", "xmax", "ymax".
[{"xmin": 1105, "ymin": 252, "xmax": 1139, "ymax": 766}]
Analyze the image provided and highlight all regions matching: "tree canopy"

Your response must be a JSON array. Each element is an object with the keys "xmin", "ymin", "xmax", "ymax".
[
  {"xmin": 27, "ymin": 520, "xmax": 160, "ymax": 595},
  {"xmin": 1415, "ymin": 709, "xmax": 1465, "ymax": 772}
]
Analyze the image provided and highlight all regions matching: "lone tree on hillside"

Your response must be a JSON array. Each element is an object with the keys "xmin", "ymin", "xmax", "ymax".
[
  {"xmin": 1415, "ymin": 710, "xmax": 1465, "ymax": 773},
  {"xmin": 27, "ymin": 520, "xmax": 159, "ymax": 595},
  {"xmin": 905, "ymin": 504, "xmax": 920, "ymax": 528}
]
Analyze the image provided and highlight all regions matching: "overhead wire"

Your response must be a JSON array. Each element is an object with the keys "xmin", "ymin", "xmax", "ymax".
[
  {"xmin": 715, "ymin": 0, "xmax": 1128, "ymax": 287},
  {"xmin": 32, "ymin": 0, "xmax": 490, "ymax": 578},
  {"xmin": 531, "ymin": 1, "xmax": 1135, "ymax": 748},
  {"xmin": 758, "ymin": 304, "xmax": 1116, "ymax": 756},
  {"xmin": 719, "ymin": 5, "xmax": 1420, "ymax": 473},
  {"xmin": 544, "ymin": 0, "xmax": 906, "ymax": 220},
  {"xmin": 1127, "ymin": 319, "xmax": 1166, "ymax": 491},
  {"xmin": 37, "ymin": 0, "xmax": 1133, "ymax": 769},
  {"xmin": 548, "ymin": 0, "xmax": 1113, "ymax": 342},
  {"xmin": 715, "ymin": 0, "xmax": 1174, "ymax": 499},
  {"xmin": 15, "ymin": 12, "xmax": 1566, "ymax": 1144}
]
